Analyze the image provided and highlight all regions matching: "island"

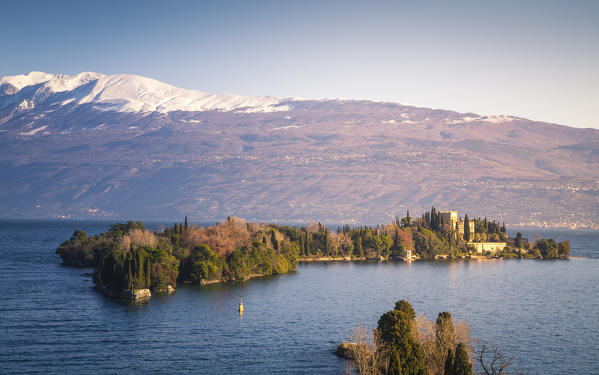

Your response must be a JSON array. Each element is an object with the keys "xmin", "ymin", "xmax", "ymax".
[{"xmin": 56, "ymin": 208, "xmax": 570, "ymax": 299}]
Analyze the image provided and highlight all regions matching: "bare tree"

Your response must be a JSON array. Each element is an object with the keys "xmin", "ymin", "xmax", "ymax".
[
  {"xmin": 412, "ymin": 313, "xmax": 475, "ymax": 375},
  {"xmin": 181, "ymin": 217, "xmax": 250, "ymax": 255},
  {"xmin": 344, "ymin": 325, "xmax": 390, "ymax": 375},
  {"xmin": 121, "ymin": 228, "xmax": 158, "ymax": 251},
  {"xmin": 477, "ymin": 344, "xmax": 524, "ymax": 375}
]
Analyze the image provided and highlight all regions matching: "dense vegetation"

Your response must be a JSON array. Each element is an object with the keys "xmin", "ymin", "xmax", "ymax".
[
  {"xmin": 344, "ymin": 300, "xmax": 521, "ymax": 375},
  {"xmin": 56, "ymin": 209, "xmax": 570, "ymax": 294},
  {"xmin": 57, "ymin": 217, "xmax": 300, "ymax": 293}
]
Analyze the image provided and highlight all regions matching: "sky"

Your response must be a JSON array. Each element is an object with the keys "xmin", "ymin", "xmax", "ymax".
[{"xmin": 2, "ymin": 0, "xmax": 598, "ymax": 128}]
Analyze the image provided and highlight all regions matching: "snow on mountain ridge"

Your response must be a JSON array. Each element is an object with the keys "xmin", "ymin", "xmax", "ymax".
[{"xmin": 0, "ymin": 71, "xmax": 292, "ymax": 114}]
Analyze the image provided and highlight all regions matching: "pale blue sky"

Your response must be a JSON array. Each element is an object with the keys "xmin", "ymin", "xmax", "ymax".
[{"xmin": 2, "ymin": 0, "xmax": 598, "ymax": 128}]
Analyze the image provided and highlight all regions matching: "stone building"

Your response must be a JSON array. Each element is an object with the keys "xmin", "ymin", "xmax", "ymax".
[
  {"xmin": 468, "ymin": 242, "xmax": 507, "ymax": 254},
  {"xmin": 457, "ymin": 219, "xmax": 475, "ymax": 239},
  {"xmin": 439, "ymin": 211, "xmax": 458, "ymax": 230},
  {"xmin": 439, "ymin": 210, "xmax": 474, "ymax": 239}
]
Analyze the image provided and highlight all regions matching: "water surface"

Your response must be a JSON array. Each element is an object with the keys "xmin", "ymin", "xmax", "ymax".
[{"xmin": 0, "ymin": 220, "xmax": 597, "ymax": 374}]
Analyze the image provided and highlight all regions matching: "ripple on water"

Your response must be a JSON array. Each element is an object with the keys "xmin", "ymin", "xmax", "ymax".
[{"xmin": 0, "ymin": 220, "xmax": 597, "ymax": 374}]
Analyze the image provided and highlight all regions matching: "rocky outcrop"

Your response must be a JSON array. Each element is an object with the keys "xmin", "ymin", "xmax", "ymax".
[
  {"xmin": 335, "ymin": 342, "xmax": 358, "ymax": 359},
  {"xmin": 120, "ymin": 288, "xmax": 151, "ymax": 300},
  {"xmin": 153, "ymin": 285, "xmax": 176, "ymax": 294}
]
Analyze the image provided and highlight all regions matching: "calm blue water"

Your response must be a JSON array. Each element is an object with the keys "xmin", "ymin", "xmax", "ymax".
[{"xmin": 0, "ymin": 220, "xmax": 598, "ymax": 374}]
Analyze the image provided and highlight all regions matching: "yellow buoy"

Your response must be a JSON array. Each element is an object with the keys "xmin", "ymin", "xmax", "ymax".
[{"xmin": 239, "ymin": 296, "xmax": 244, "ymax": 315}]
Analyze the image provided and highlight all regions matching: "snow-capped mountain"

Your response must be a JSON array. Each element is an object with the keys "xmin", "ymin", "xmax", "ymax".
[
  {"xmin": 0, "ymin": 71, "xmax": 292, "ymax": 114},
  {"xmin": 1, "ymin": 71, "xmax": 598, "ymax": 227}
]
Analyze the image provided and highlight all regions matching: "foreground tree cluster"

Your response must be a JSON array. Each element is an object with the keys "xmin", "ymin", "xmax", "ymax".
[{"xmin": 343, "ymin": 300, "xmax": 522, "ymax": 375}]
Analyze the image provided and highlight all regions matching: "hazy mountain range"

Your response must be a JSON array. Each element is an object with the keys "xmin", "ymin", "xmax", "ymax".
[{"xmin": 1, "ymin": 71, "xmax": 598, "ymax": 227}]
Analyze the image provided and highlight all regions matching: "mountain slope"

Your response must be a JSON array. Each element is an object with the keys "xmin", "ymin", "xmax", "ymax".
[
  {"xmin": 0, "ymin": 71, "xmax": 292, "ymax": 115},
  {"xmin": 1, "ymin": 72, "xmax": 598, "ymax": 227}
]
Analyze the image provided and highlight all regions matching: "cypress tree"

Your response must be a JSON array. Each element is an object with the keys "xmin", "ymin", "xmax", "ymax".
[
  {"xmin": 452, "ymin": 343, "xmax": 472, "ymax": 375},
  {"xmin": 389, "ymin": 350, "xmax": 403, "ymax": 375},
  {"xmin": 305, "ymin": 233, "xmax": 309, "ymax": 255},
  {"xmin": 436, "ymin": 312, "xmax": 455, "ymax": 362},
  {"xmin": 444, "ymin": 348, "xmax": 454, "ymax": 375},
  {"xmin": 145, "ymin": 254, "xmax": 151, "ymax": 287},
  {"xmin": 356, "ymin": 237, "xmax": 363, "ymax": 258},
  {"xmin": 127, "ymin": 261, "xmax": 133, "ymax": 290},
  {"xmin": 184, "ymin": 216, "xmax": 188, "ymax": 230},
  {"xmin": 464, "ymin": 215, "xmax": 470, "ymax": 242},
  {"xmin": 271, "ymin": 230, "xmax": 278, "ymax": 251},
  {"xmin": 378, "ymin": 301, "xmax": 427, "ymax": 375}
]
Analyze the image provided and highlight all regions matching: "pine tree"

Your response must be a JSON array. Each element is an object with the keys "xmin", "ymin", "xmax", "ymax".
[{"xmin": 184, "ymin": 216, "xmax": 188, "ymax": 230}]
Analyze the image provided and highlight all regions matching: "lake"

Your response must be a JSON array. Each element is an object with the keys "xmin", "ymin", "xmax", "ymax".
[{"xmin": 0, "ymin": 219, "xmax": 597, "ymax": 374}]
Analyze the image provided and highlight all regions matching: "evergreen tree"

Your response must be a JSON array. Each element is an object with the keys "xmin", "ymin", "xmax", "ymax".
[
  {"xmin": 356, "ymin": 237, "xmax": 364, "ymax": 258},
  {"xmin": 436, "ymin": 312, "xmax": 455, "ymax": 361},
  {"xmin": 515, "ymin": 232, "xmax": 523, "ymax": 248},
  {"xmin": 299, "ymin": 235, "xmax": 305, "ymax": 256},
  {"xmin": 394, "ymin": 299, "xmax": 416, "ymax": 320},
  {"xmin": 271, "ymin": 230, "xmax": 278, "ymax": 251},
  {"xmin": 184, "ymin": 216, "xmax": 188, "ymax": 231},
  {"xmin": 558, "ymin": 240, "xmax": 570, "ymax": 257},
  {"xmin": 378, "ymin": 300, "xmax": 427, "ymax": 375},
  {"xmin": 464, "ymin": 215, "xmax": 470, "ymax": 242},
  {"xmin": 452, "ymin": 343, "xmax": 472, "ymax": 375},
  {"xmin": 389, "ymin": 350, "xmax": 403, "ymax": 375},
  {"xmin": 444, "ymin": 348, "xmax": 454, "ymax": 375}
]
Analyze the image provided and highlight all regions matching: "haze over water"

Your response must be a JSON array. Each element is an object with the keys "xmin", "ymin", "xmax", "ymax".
[{"xmin": 0, "ymin": 220, "xmax": 597, "ymax": 374}]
